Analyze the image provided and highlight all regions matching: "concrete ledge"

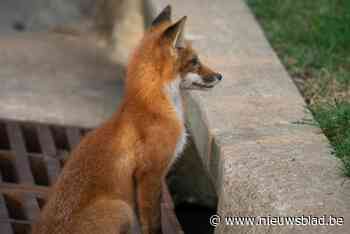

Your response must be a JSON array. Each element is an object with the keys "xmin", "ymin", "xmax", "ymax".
[{"xmin": 148, "ymin": 0, "xmax": 350, "ymax": 233}]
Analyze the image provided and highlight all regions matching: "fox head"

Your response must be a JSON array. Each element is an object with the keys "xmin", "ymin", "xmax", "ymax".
[{"xmin": 126, "ymin": 5, "xmax": 222, "ymax": 94}]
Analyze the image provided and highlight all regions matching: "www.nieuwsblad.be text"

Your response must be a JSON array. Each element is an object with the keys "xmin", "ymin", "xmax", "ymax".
[{"xmin": 209, "ymin": 215, "xmax": 344, "ymax": 227}]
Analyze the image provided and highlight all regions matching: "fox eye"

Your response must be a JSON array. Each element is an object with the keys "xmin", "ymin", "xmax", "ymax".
[{"xmin": 189, "ymin": 57, "xmax": 199, "ymax": 66}]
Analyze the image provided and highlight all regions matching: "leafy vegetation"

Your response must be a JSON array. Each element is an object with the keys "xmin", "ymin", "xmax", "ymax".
[{"xmin": 246, "ymin": 0, "xmax": 350, "ymax": 175}]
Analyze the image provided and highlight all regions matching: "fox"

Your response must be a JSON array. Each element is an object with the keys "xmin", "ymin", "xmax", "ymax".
[{"xmin": 32, "ymin": 5, "xmax": 222, "ymax": 234}]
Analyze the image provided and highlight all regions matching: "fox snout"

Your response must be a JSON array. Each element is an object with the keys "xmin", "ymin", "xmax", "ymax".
[
  {"xmin": 199, "ymin": 63, "xmax": 223, "ymax": 85},
  {"xmin": 178, "ymin": 49, "xmax": 223, "ymax": 90},
  {"xmin": 180, "ymin": 72, "xmax": 223, "ymax": 90},
  {"xmin": 181, "ymin": 66, "xmax": 223, "ymax": 90},
  {"xmin": 203, "ymin": 73, "xmax": 223, "ymax": 83}
]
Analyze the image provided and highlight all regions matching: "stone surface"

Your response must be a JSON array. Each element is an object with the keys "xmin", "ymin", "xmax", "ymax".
[
  {"xmin": 148, "ymin": 0, "xmax": 350, "ymax": 233},
  {"xmin": 0, "ymin": 0, "xmax": 145, "ymax": 66},
  {"xmin": 0, "ymin": 0, "xmax": 85, "ymax": 34},
  {"xmin": 0, "ymin": 32, "xmax": 124, "ymax": 128},
  {"xmin": 0, "ymin": 0, "xmax": 143, "ymax": 128},
  {"xmin": 0, "ymin": 0, "xmax": 144, "ymax": 128}
]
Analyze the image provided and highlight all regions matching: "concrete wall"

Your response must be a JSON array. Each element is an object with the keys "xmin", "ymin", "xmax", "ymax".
[{"xmin": 148, "ymin": 0, "xmax": 350, "ymax": 233}]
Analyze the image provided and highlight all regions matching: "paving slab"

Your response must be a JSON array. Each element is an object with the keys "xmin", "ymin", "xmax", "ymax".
[
  {"xmin": 0, "ymin": 32, "xmax": 124, "ymax": 128},
  {"xmin": 147, "ymin": 0, "xmax": 350, "ymax": 233}
]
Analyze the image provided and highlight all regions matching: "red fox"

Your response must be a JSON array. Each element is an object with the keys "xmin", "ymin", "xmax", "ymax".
[{"xmin": 32, "ymin": 5, "xmax": 222, "ymax": 234}]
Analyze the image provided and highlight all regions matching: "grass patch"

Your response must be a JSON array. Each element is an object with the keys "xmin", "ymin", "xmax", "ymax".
[
  {"xmin": 246, "ymin": 0, "xmax": 350, "ymax": 175},
  {"xmin": 312, "ymin": 102, "xmax": 350, "ymax": 176}
]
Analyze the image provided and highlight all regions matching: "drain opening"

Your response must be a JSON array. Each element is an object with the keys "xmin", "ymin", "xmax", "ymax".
[
  {"xmin": 28, "ymin": 155, "xmax": 49, "ymax": 186},
  {"xmin": 50, "ymin": 126, "xmax": 70, "ymax": 151},
  {"xmin": 3, "ymin": 194, "xmax": 27, "ymax": 220},
  {"xmin": 0, "ymin": 152, "xmax": 18, "ymax": 183},
  {"xmin": 0, "ymin": 122, "xmax": 11, "ymax": 150},
  {"xmin": 0, "ymin": 120, "xmax": 184, "ymax": 233},
  {"xmin": 80, "ymin": 129, "xmax": 91, "ymax": 137},
  {"xmin": 176, "ymin": 203, "xmax": 215, "ymax": 234},
  {"xmin": 12, "ymin": 222, "xmax": 31, "ymax": 234},
  {"xmin": 168, "ymin": 137, "xmax": 218, "ymax": 234},
  {"xmin": 21, "ymin": 124, "xmax": 42, "ymax": 154},
  {"xmin": 36, "ymin": 197, "xmax": 46, "ymax": 210}
]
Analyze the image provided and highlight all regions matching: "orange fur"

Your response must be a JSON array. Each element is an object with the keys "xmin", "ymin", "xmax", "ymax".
[{"xmin": 32, "ymin": 5, "xmax": 222, "ymax": 234}]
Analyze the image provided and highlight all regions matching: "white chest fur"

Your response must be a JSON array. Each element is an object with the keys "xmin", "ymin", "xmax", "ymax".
[{"xmin": 165, "ymin": 79, "xmax": 187, "ymax": 162}]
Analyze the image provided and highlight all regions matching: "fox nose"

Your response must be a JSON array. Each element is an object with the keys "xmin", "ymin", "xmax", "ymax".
[
  {"xmin": 204, "ymin": 73, "xmax": 223, "ymax": 83},
  {"xmin": 215, "ymin": 73, "xmax": 223, "ymax": 81}
]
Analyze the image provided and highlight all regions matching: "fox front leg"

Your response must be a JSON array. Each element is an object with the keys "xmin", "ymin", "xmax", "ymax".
[{"xmin": 136, "ymin": 171, "xmax": 162, "ymax": 234}]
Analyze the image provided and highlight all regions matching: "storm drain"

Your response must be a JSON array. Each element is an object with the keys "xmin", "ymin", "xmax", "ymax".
[{"xmin": 0, "ymin": 119, "xmax": 183, "ymax": 234}]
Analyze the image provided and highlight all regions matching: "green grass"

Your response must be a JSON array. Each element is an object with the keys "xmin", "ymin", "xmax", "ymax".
[
  {"xmin": 246, "ymin": 0, "xmax": 350, "ymax": 175},
  {"xmin": 313, "ymin": 102, "xmax": 350, "ymax": 176}
]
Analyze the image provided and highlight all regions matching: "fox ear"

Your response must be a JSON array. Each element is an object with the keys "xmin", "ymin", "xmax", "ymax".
[
  {"xmin": 163, "ymin": 16, "xmax": 187, "ymax": 49},
  {"xmin": 152, "ymin": 5, "xmax": 172, "ymax": 27}
]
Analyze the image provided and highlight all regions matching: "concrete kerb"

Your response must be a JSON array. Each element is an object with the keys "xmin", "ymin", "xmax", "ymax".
[{"xmin": 147, "ymin": 0, "xmax": 350, "ymax": 233}]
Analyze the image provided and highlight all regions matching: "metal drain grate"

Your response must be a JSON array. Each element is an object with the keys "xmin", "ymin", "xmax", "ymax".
[{"xmin": 0, "ymin": 119, "xmax": 183, "ymax": 234}]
